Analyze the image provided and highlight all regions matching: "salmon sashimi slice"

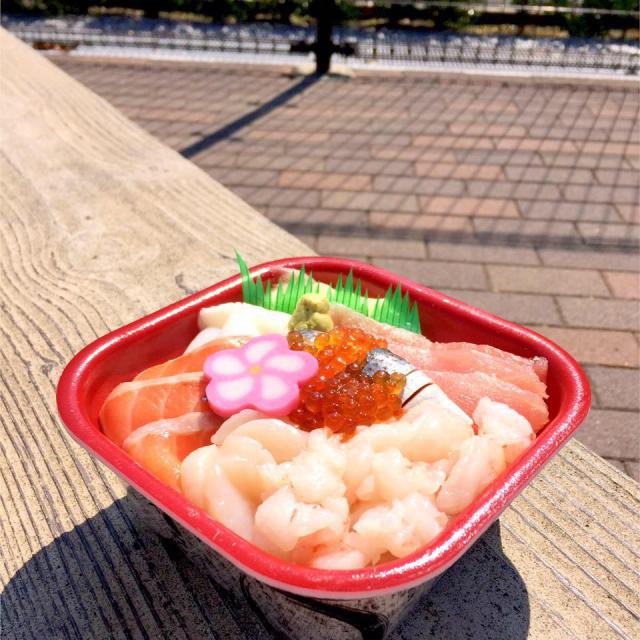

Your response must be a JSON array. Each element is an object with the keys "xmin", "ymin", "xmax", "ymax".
[
  {"xmin": 413, "ymin": 343, "xmax": 547, "ymax": 397},
  {"xmin": 424, "ymin": 370, "xmax": 549, "ymax": 433},
  {"xmin": 100, "ymin": 373, "xmax": 209, "ymax": 447},
  {"xmin": 135, "ymin": 335, "xmax": 250, "ymax": 381},
  {"xmin": 122, "ymin": 412, "xmax": 221, "ymax": 491}
]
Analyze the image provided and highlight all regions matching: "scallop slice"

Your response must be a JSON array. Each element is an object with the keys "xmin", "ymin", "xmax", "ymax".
[
  {"xmin": 181, "ymin": 445, "xmax": 255, "ymax": 541},
  {"xmin": 212, "ymin": 409, "xmax": 269, "ymax": 445},
  {"xmin": 220, "ymin": 435, "xmax": 276, "ymax": 502},
  {"xmin": 231, "ymin": 419, "xmax": 307, "ymax": 462}
]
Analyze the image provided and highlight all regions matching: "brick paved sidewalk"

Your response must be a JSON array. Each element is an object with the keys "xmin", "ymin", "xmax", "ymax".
[{"xmin": 54, "ymin": 57, "xmax": 639, "ymax": 480}]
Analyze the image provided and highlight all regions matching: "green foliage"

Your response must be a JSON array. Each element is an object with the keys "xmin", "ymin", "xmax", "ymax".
[
  {"xmin": 561, "ymin": 0, "xmax": 638, "ymax": 37},
  {"xmin": 237, "ymin": 250, "xmax": 319, "ymax": 312},
  {"xmin": 6, "ymin": 0, "xmax": 637, "ymax": 38},
  {"xmin": 236, "ymin": 252, "xmax": 422, "ymax": 333},
  {"xmin": 6, "ymin": 1, "xmax": 310, "ymax": 19},
  {"xmin": 6, "ymin": 0, "xmax": 91, "ymax": 14}
]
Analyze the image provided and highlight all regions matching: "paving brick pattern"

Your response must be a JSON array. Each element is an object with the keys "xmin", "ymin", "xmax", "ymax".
[{"xmin": 54, "ymin": 57, "xmax": 640, "ymax": 480}]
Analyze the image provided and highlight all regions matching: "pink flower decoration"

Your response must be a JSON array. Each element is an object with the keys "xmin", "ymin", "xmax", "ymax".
[{"xmin": 203, "ymin": 334, "xmax": 318, "ymax": 417}]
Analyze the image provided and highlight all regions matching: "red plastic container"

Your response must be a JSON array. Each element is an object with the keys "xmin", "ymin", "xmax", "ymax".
[{"xmin": 57, "ymin": 257, "xmax": 590, "ymax": 601}]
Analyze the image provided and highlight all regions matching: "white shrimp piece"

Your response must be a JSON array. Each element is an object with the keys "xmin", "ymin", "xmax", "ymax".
[
  {"xmin": 295, "ymin": 496, "xmax": 349, "ymax": 542},
  {"xmin": 288, "ymin": 450, "xmax": 345, "ymax": 503},
  {"xmin": 198, "ymin": 303, "xmax": 290, "ymax": 336},
  {"xmin": 348, "ymin": 501, "xmax": 378, "ymax": 527},
  {"xmin": 352, "ymin": 493, "xmax": 447, "ymax": 562},
  {"xmin": 292, "ymin": 496, "xmax": 350, "ymax": 559},
  {"xmin": 402, "ymin": 492, "xmax": 448, "ymax": 548},
  {"xmin": 307, "ymin": 429, "xmax": 347, "ymax": 475},
  {"xmin": 288, "ymin": 429, "xmax": 347, "ymax": 503},
  {"xmin": 181, "ymin": 445, "xmax": 255, "ymax": 541},
  {"xmin": 288, "ymin": 497, "xmax": 351, "ymax": 566},
  {"xmin": 343, "ymin": 440, "xmax": 375, "ymax": 503},
  {"xmin": 219, "ymin": 435, "xmax": 276, "ymax": 502},
  {"xmin": 212, "ymin": 409, "xmax": 269, "ymax": 445},
  {"xmin": 351, "ymin": 504, "xmax": 408, "ymax": 562},
  {"xmin": 372, "ymin": 449, "xmax": 445, "ymax": 501},
  {"xmin": 252, "ymin": 528, "xmax": 291, "ymax": 560},
  {"xmin": 351, "ymin": 400, "xmax": 473, "ymax": 463},
  {"xmin": 323, "ymin": 495, "xmax": 350, "ymax": 523},
  {"xmin": 342, "ymin": 530, "xmax": 377, "ymax": 564},
  {"xmin": 473, "ymin": 397, "xmax": 535, "ymax": 465},
  {"xmin": 436, "ymin": 435, "xmax": 506, "ymax": 516},
  {"xmin": 356, "ymin": 475, "xmax": 376, "ymax": 502},
  {"xmin": 345, "ymin": 443, "xmax": 434, "ymax": 504},
  {"xmin": 404, "ymin": 401, "xmax": 475, "ymax": 462},
  {"xmin": 230, "ymin": 418, "xmax": 307, "ymax": 462},
  {"xmin": 309, "ymin": 545, "xmax": 369, "ymax": 570},
  {"xmin": 184, "ymin": 327, "xmax": 222, "ymax": 353},
  {"xmin": 254, "ymin": 487, "xmax": 347, "ymax": 554}
]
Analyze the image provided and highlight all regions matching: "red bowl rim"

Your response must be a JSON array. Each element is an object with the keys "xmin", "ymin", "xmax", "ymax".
[{"xmin": 57, "ymin": 256, "xmax": 591, "ymax": 598}]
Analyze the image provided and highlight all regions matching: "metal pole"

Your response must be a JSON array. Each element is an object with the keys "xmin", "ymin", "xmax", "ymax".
[{"xmin": 313, "ymin": 0, "xmax": 336, "ymax": 75}]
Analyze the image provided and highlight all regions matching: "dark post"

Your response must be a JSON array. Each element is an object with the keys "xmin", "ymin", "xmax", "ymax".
[{"xmin": 313, "ymin": 0, "xmax": 336, "ymax": 75}]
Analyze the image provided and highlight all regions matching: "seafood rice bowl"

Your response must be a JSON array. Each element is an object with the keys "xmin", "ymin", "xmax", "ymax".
[{"xmin": 97, "ymin": 259, "xmax": 549, "ymax": 570}]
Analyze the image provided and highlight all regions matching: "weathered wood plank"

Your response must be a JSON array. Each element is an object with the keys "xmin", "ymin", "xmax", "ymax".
[{"xmin": 0, "ymin": 29, "xmax": 638, "ymax": 640}]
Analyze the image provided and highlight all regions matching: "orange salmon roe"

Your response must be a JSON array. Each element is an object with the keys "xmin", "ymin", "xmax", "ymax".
[
  {"xmin": 288, "ymin": 328, "xmax": 406, "ymax": 434},
  {"xmin": 288, "ymin": 326, "xmax": 386, "ymax": 374}
]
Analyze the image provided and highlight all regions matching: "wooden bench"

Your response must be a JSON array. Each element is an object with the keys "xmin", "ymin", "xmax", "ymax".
[{"xmin": 1, "ymin": 29, "xmax": 638, "ymax": 639}]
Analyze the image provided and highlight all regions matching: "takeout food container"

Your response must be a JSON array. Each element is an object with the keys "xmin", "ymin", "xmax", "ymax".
[{"xmin": 57, "ymin": 257, "xmax": 590, "ymax": 637}]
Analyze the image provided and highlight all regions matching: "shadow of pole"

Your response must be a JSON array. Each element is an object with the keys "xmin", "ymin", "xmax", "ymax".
[
  {"xmin": 2, "ymin": 489, "xmax": 530, "ymax": 639},
  {"xmin": 180, "ymin": 74, "xmax": 322, "ymax": 159}
]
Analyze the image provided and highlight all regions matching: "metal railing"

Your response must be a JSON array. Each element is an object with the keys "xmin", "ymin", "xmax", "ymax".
[{"xmin": 3, "ymin": 0, "xmax": 639, "ymax": 75}]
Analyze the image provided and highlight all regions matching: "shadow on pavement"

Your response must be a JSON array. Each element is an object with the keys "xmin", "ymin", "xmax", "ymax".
[
  {"xmin": 2, "ymin": 488, "xmax": 530, "ymax": 639},
  {"xmin": 180, "ymin": 74, "xmax": 321, "ymax": 159},
  {"xmin": 51, "ymin": 58, "xmax": 640, "ymax": 255},
  {"xmin": 280, "ymin": 218, "xmax": 640, "ymax": 253}
]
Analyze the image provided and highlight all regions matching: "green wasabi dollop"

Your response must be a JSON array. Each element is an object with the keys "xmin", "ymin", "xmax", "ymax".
[{"xmin": 288, "ymin": 293, "xmax": 334, "ymax": 332}]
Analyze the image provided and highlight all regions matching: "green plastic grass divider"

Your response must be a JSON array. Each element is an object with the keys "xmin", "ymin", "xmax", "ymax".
[{"xmin": 234, "ymin": 252, "xmax": 421, "ymax": 333}]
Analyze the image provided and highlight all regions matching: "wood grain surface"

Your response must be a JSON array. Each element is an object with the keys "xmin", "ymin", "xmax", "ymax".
[{"xmin": 1, "ymin": 28, "xmax": 639, "ymax": 640}]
